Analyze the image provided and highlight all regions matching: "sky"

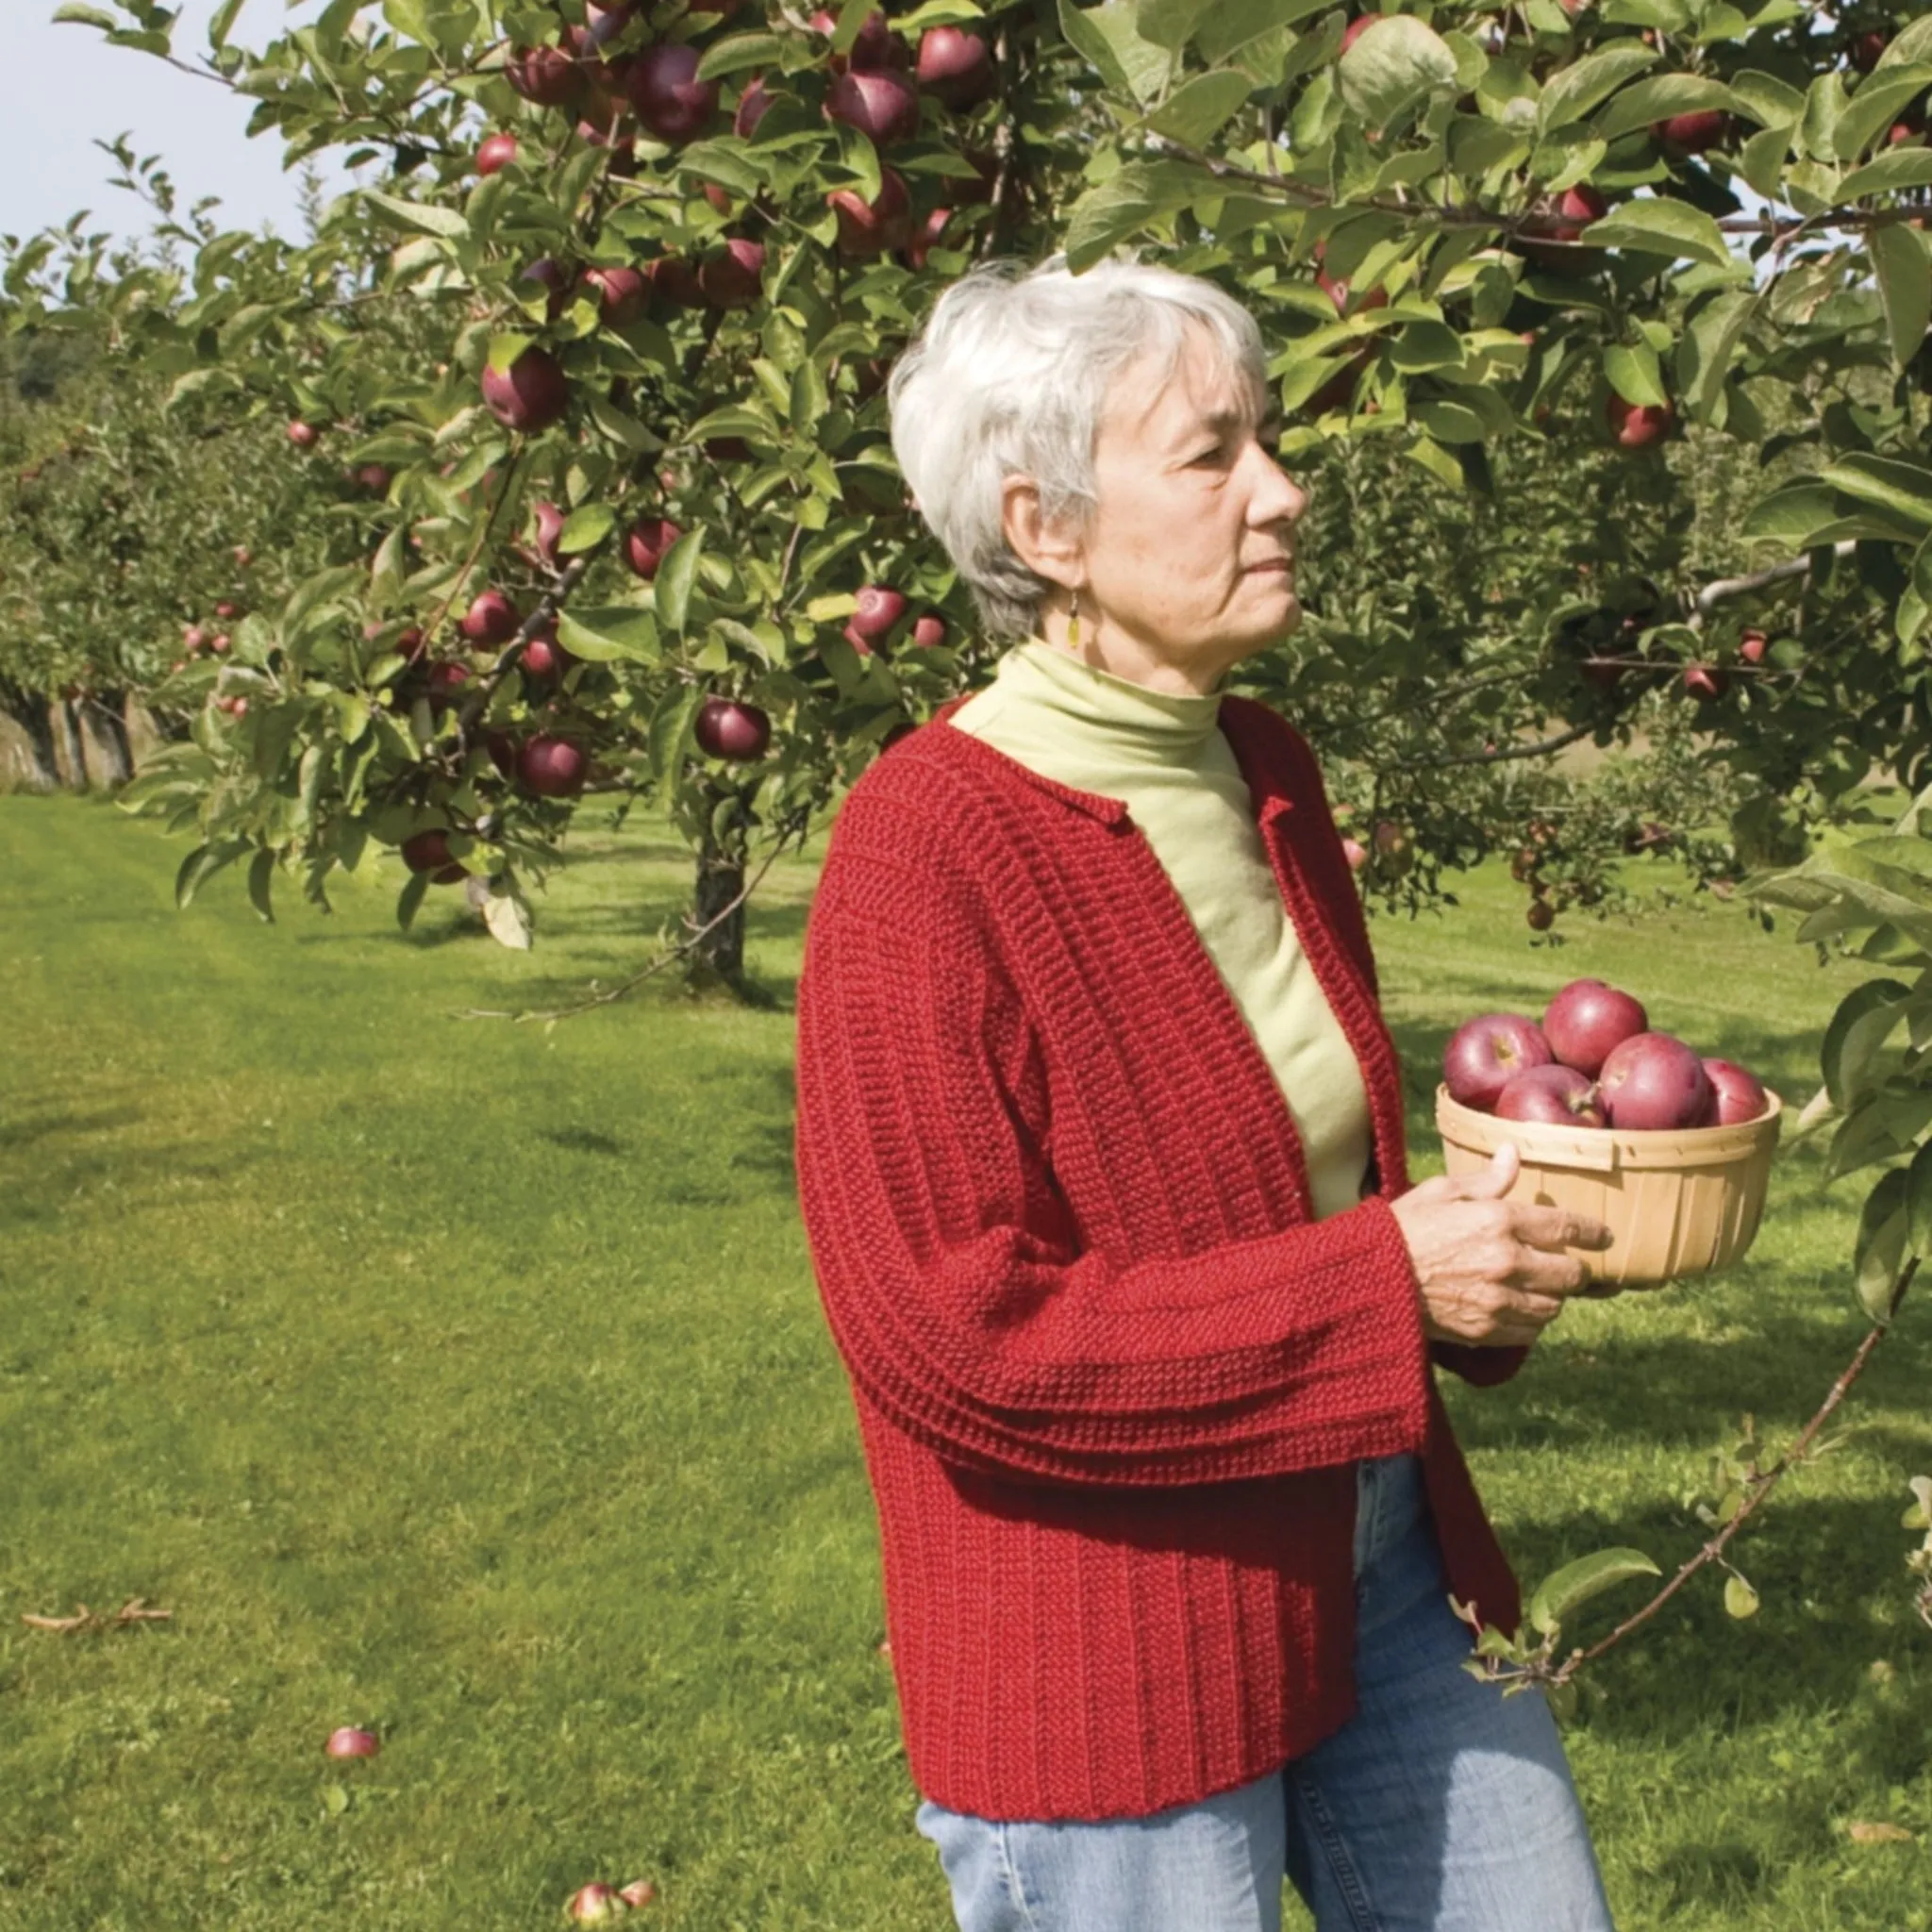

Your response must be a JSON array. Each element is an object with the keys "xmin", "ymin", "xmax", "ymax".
[{"xmin": 2, "ymin": 1, "xmax": 347, "ymax": 251}]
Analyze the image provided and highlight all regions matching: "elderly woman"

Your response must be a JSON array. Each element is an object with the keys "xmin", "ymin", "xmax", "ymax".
[{"xmin": 793, "ymin": 256, "xmax": 1620, "ymax": 1932}]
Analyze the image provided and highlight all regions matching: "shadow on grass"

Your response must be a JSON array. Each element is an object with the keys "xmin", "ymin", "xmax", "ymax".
[{"xmin": 0, "ymin": 1106, "xmax": 143, "ymax": 1151}]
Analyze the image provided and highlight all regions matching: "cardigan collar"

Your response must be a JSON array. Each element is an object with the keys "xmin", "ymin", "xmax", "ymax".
[{"xmin": 927, "ymin": 691, "xmax": 1297, "ymax": 833}]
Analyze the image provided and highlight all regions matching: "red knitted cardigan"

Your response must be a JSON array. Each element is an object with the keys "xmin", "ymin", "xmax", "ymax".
[{"xmin": 793, "ymin": 690, "xmax": 1526, "ymax": 1824}]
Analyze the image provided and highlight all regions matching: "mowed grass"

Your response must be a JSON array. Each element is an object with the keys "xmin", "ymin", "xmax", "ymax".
[{"xmin": 1, "ymin": 793, "xmax": 1928, "ymax": 1932}]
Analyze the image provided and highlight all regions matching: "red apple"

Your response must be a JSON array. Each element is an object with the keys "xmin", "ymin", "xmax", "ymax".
[
  {"xmin": 564, "ymin": 1883, "xmax": 625, "ymax": 1923},
  {"xmin": 826, "ymin": 68, "xmax": 921, "ymax": 147},
  {"xmin": 1607, "ymin": 393, "xmax": 1674, "ymax": 450},
  {"xmin": 324, "ymin": 1726, "xmax": 379, "ymax": 1759},
  {"xmin": 699, "ymin": 239, "xmax": 764, "ymax": 309},
  {"xmin": 1541, "ymin": 978, "xmax": 1648, "ymax": 1078},
  {"xmin": 210, "ymin": 633, "xmax": 232, "ymax": 655},
  {"xmin": 1683, "ymin": 661, "xmax": 1729, "ymax": 702},
  {"xmin": 506, "ymin": 43, "xmax": 583, "ymax": 107},
  {"xmin": 694, "ymin": 696, "xmax": 772, "ymax": 760},
  {"xmin": 646, "ymin": 254, "xmax": 706, "ymax": 310},
  {"xmin": 1341, "ymin": 15, "xmax": 1384, "ymax": 51},
  {"xmin": 911, "ymin": 612, "xmax": 946, "ymax": 649},
  {"xmin": 1654, "ymin": 109, "xmax": 1729, "ymax": 152},
  {"xmin": 214, "ymin": 600, "xmax": 240, "ymax": 620},
  {"xmin": 459, "ymin": 590, "xmax": 520, "ymax": 646},
  {"xmin": 617, "ymin": 1880, "xmax": 657, "ymax": 1909},
  {"xmin": 353, "ymin": 464, "xmax": 391, "ymax": 494},
  {"xmin": 916, "ymin": 26, "xmax": 994, "ymax": 109},
  {"xmin": 812, "ymin": 8, "xmax": 906, "ymax": 73},
  {"xmin": 521, "ymin": 629, "xmax": 574, "ymax": 678},
  {"xmin": 1526, "ymin": 899, "xmax": 1556, "ymax": 931},
  {"xmin": 844, "ymin": 583, "xmax": 907, "ymax": 654},
  {"xmin": 287, "ymin": 420, "xmax": 319, "ymax": 448},
  {"xmin": 183, "ymin": 625, "xmax": 207, "ymax": 652},
  {"xmin": 1850, "ymin": 30, "xmax": 1888, "ymax": 72},
  {"xmin": 521, "ymin": 255, "xmax": 573, "ymax": 319},
  {"xmin": 1702, "ymin": 1058, "xmax": 1770, "ymax": 1125},
  {"xmin": 580, "ymin": 264, "xmax": 648, "ymax": 324},
  {"xmin": 624, "ymin": 516, "xmax": 683, "ymax": 579},
  {"xmin": 1341, "ymin": 835, "xmax": 1368, "ymax": 872},
  {"xmin": 425, "ymin": 660, "xmax": 471, "ymax": 712},
  {"xmin": 734, "ymin": 74, "xmax": 774, "ymax": 137},
  {"xmin": 402, "ymin": 829, "xmax": 467, "ymax": 883},
  {"xmin": 1740, "ymin": 629, "xmax": 1768, "ymax": 665},
  {"xmin": 1522, "ymin": 184, "xmax": 1607, "ymax": 270},
  {"xmin": 475, "ymin": 131, "xmax": 519, "ymax": 175},
  {"xmin": 481, "ymin": 346, "xmax": 569, "ymax": 432},
  {"xmin": 1443, "ymin": 1012, "xmax": 1555, "ymax": 1111},
  {"xmin": 626, "ymin": 45, "xmax": 718, "ymax": 143},
  {"xmin": 518, "ymin": 734, "xmax": 589, "ymax": 798},
  {"xmin": 1597, "ymin": 1032, "xmax": 1713, "ymax": 1130},
  {"xmin": 899, "ymin": 206, "xmax": 952, "ymax": 271},
  {"xmin": 1495, "ymin": 1063, "xmax": 1607, "ymax": 1127},
  {"xmin": 828, "ymin": 169, "xmax": 912, "ymax": 257},
  {"xmin": 531, "ymin": 500, "xmax": 566, "ymax": 569}
]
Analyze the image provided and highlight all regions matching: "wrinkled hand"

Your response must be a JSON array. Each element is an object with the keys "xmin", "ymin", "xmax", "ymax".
[{"xmin": 1389, "ymin": 1142, "xmax": 1614, "ymax": 1349}]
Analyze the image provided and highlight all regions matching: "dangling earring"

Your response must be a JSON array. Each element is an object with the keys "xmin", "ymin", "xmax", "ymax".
[{"xmin": 1066, "ymin": 588, "xmax": 1081, "ymax": 652}]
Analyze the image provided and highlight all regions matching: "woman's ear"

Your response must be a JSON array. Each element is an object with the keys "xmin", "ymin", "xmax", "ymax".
[{"xmin": 1002, "ymin": 475, "xmax": 1084, "ymax": 594}]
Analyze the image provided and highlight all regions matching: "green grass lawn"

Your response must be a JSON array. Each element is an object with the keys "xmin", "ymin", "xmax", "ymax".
[{"xmin": 2, "ymin": 794, "xmax": 1928, "ymax": 1932}]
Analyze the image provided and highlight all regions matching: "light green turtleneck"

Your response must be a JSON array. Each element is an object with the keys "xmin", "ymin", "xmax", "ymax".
[{"xmin": 947, "ymin": 637, "xmax": 1374, "ymax": 1223}]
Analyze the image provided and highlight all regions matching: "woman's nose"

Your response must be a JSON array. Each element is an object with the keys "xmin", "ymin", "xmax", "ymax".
[{"xmin": 1249, "ymin": 448, "xmax": 1308, "ymax": 526}]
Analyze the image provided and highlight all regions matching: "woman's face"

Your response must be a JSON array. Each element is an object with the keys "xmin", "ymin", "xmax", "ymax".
[{"xmin": 1074, "ymin": 327, "xmax": 1308, "ymax": 691}]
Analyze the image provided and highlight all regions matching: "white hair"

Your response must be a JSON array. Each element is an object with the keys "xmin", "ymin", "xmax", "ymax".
[{"xmin": 887, "ymin": 255, "xmax": 1268, "ymax": 641}]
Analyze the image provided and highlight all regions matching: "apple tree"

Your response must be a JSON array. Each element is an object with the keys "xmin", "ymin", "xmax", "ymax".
[{"xmin": 12, "ymin": 0, "xmax": 1932, "ymax": 1662}]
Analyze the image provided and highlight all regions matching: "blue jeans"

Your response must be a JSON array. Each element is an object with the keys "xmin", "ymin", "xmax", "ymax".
[{"xmin": 915, "ymin": 1455, "xmax": 1616, "ymax": 1932}]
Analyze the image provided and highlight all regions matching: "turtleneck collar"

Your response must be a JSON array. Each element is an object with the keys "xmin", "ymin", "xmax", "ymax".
[{"xmin": 995, "ymin": 637, "xmax": 1226, "ymax": 758}]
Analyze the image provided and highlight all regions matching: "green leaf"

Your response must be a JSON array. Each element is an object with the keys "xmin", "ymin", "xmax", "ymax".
[
  {"xmin": 1592, "ymin": 75, "xmax": 1745, "ymax": 144},
  {"xmin": 556, "ymin": 504, "xmax": 617, "ymax": 555},
  {"xmin": 361, "ymin": 191, "xmax": 468, "ymax": 240},
  {"xmin": 1740, "ymin": 480, "xmax": 1841, "ymax": 545},
  {"xmin": 1144, "ymin": 69, "xmax": 1254, "ymax": 147},
  {"xmin": 695, "ymin": 31, "xmax": 783, "ymax": 79},
  {"xmin": 557, "ymin": 606, "xmax": 661, "ymax": 665},
  {"xmin": 476, "ymin": 878, "xmax": 534, "ymax": 952},
  {"xmin": 1854, "ymin": 1165, "xmax": 1911, "ymax": 1323},
  {"xmin": 1870, "ymin": 222, "xmax": 1932, "ymax": 371},
  {"xmin": 175, "ymin": 841, "xmax": 243, "ymax": 910},
  {"xmin": 1723, "ymin": 1574, "xmax": 1760, "ymax": 1619},
  {"xmin": 656, "ymin": 527, "xmax": 707, "ymax": 636},
  {"xmin": 396, "ymin": 870, "xmax": 430, "ymax": 932},
  {"xmin": 1059, "ymin": 0, "xmax": 1176, "ymax": 104},
  {"xmin": 1824, "ymin": 978, "xmax": 1913, "ymax": 1107},
  {"xmin": 1061, "ymin": 160, "xmax": 1205, "ymax": 271},
  {"xmin": 1820, "ymin": 454, "xmax": 1932, "ymax": 529},
  {"xmin": 1604, "ymin": 340, "xmax": 1668, "ymax": 407},
  {"xmin": 1580, "ymin": 196, "xmax": 1734, "ymax": 267},
  {"xmin": 247, "ymin": 849, "xmax": 276, "ymax": 925},
  {"xmin": 1833, "ymin": 68, "xmax": 1932, "ymax": 162},
  {"xmin": 1676, "ymin": 289, "xmax": 1756, "ymax": 422},
  {"xmin": 1539, "ymin": 43, "xmax": 1659, "ymax": 135},
  {"xmin": 1904, "ymin": 1138, "xmax": 1932, "ymax": 1257},
  {"xmin": 1839, "ymin": 148, "xmax": 1932, "ymax": 199},
  {"xmin": 1527, "ymin": 1548, "xmax": 1662, "ymax": 1638},
  {"xmin": 1338, "ymin": 15, "xmax": 1458, "ymax": 131},
  {"xmin": 52, "ymin": 3, "xmax": 120, "ymax": 24},
  {"xmin": 647, "ymin": 681, "xmax": 705, "ymax": 784}
]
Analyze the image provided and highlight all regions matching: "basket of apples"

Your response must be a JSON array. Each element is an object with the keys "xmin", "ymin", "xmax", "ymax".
[{"xmin": 1435, "ymin": 978, "xmax": 1782, "ymax": 1289}]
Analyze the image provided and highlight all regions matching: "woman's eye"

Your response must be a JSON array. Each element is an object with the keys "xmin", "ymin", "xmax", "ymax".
[{"xmin": 1190, "ymin": 444, "xmax": 1228, "ymax": 467}]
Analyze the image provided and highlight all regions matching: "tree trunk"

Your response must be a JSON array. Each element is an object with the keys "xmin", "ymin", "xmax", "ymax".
[
  {"xmin": 691, "ymin": 821, "xmax": 747, "ymax": 983},
  {"xmin": 56, "ymin": 698, "xmax": 90, "ymax": 791},
  {"xmin": 0, "ymin": 678, "xmax": 60, "ymax": 791},
  {"xmin": 89, "ymin": 691, "xmax": 135, "ymax": 789}
]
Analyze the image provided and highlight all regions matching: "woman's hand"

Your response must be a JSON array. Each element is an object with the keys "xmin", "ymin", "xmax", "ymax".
[{"xmin": 1389, "ymin": 1142, "xmax": 1614, "ymax": 1349}]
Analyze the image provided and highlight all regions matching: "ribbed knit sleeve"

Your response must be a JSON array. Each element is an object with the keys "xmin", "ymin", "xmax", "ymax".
[{"xmin": 795, "ymin": 812, "xmax": 1433, "ymax": 1489}]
